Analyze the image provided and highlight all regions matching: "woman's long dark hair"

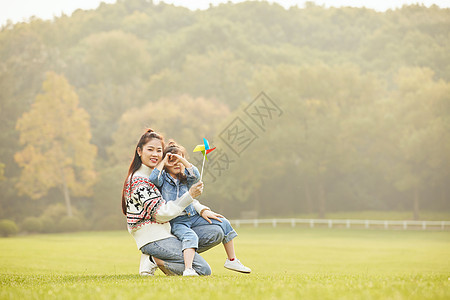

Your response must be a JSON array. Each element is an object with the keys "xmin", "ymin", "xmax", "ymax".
[{"xmin": 121, "ymin": 128, "xmax": 164, "ymax": 215}]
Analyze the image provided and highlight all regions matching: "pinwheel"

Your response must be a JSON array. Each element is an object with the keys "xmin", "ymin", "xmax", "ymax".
[{"xmin": 193, "ymin": 138, "xmax": 216, "ymax": 181}]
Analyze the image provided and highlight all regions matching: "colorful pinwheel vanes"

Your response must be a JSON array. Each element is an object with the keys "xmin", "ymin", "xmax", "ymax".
[{"xmin": 193, "ymin": 138, "xmax": 216, "ymax": 160}]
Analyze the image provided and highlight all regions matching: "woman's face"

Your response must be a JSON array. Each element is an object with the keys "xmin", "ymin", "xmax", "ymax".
[{"xmin": 138, "ymin": 139, "xmax": 163, "ymax": 169}]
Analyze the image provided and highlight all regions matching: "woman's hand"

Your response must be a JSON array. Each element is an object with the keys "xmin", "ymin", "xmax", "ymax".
[
  {"xmin": 189, "ymin": 181, "xmax": 204, "ymax": 198},
  {"xmin": 201, "ymin": 209, "xmax": 224, "ymax": 224}
]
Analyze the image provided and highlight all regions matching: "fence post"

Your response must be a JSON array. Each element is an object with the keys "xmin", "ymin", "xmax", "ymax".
[
  {"xmin": 272, "ymin": 219, "xmax": 277, "ymax": 228},
  {"xmin": 310, "ymin": 219, "xmax": 314, "ymax": 228},
  {"xmin": 365, "ymin": 220, "xmax": 369, "ymax": 229},
  {"xmin": 403, "ymin": 221, "xmax": 407, "ymax": 230},
  {"xmin": 328, "ymin": 220, "xmax": 333, "ymax": 228},
  {"xmin": 384, "ymin": 220, "xmax": 388, "ymax": 230},
  {"xmin": 346, "ymin": 220, "xmax": 350, "ymax": 229},
  {"xmin": 235, "ymin": 220, "xmax": 240, "ymax": 228},
  {"xmin": 291, "ymin": 219, "xmax": 296, "ymax": 227},
  {"xmin": 254, "ymin": 219, "xmax": 258, "ymax": 228},
  {"xmin": 422, "ymin": 221, "xmax": 426, "ymax": 230}
]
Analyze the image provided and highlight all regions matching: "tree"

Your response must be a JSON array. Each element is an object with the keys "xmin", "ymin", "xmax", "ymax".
[
  {"xmin": 240, "ymin": 64, "xmax": 382, "ymax": 218},
  {"xmin": 14, "ymin": 72, "xmax": 97, "ymax": 217},
  {"xmin": 0, "ymin": 162, "xmax": 4, "ymax": 180},
  {"xmin": 90, "ymin": 95, "xmax": 230, "ymax": 220},
  {"xmin": 383, "ymin": 67, "xmax": 450, "ymax": 220},
  {"xmin": 108, "ymin": 94, "xmax": 230, "ymax": 166},
  {"xmin": 70, "ymin": 30, "xmax": 150, "ymax": 86}
]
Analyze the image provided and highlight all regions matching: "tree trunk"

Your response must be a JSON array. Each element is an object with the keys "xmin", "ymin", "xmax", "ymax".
[
  {"xmin": 62, "ymin": 180, "xmax": 73, "ymax": 217},
  {"xmin": 305, "ymin": 181, "xmax": 313, "ymax": 214},
  {"xmin": 252, "ymin": 189, "xmax": 259, "ymax": 216},
  {"xmin": 413, "ymin": 187, "xmax": 420, "ymax": 221},
  {"xmin": 318, "ymin": 180, "xmax": 326, "ymax": 219}
]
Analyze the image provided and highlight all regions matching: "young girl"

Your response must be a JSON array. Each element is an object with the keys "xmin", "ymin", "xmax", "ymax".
[{"xmin": 149, "ymin": 140, "xmax": 251, "ymax": 276}]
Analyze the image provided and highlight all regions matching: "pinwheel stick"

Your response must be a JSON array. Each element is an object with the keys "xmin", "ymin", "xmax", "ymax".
[
  {"xmin": 200, "ymin": 153, "xmax": 206, "ymax": 181},
  {"xmin": 193, "ymin": 138, "xmax": 216, "ymax": 182}
]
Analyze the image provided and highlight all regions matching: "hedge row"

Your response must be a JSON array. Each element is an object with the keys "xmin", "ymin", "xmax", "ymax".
[{"xmin": 0, "ymin": 214, "xmax": 126, "ymax": 237}]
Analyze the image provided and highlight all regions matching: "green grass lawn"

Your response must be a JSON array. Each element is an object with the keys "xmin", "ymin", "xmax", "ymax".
[{"xmin": 1, "ymin": 228, "xmax": 449, "ymax": 299}]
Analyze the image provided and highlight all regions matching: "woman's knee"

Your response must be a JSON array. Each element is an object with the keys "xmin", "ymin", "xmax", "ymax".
[
  {"xmin": 193, "ymin": 258, "xmax": 212, "ymax": 276},
  {"xmin": 195, "ymin": 225, "xmax": 224, "ymax": 253},
  {"xmin": 201, "ymin": 265, "xmax": 212, "ymax": 276}
]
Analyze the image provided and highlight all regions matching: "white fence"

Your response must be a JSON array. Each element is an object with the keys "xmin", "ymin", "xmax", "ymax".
[{"xmin": 230, "ymin": 218, "xmax": 450, "ymax": 231}]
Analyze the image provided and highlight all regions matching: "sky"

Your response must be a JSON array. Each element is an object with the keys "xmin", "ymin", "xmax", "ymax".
[{"xmin": 1, "ymin": 0, "xmax": 449, "ymax": 26}]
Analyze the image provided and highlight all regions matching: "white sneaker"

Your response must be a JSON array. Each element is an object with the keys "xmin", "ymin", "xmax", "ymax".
[
  {"xmin": 139, "ymin": 254, "xmax": 157, "ymax": 276},
  {"xmin": 183, "ymin": 268, "xmax": 199, "ymax": 276},
  {"xmin": 224, "ymin": 258, "xmax": 251, "ymax": 273}
]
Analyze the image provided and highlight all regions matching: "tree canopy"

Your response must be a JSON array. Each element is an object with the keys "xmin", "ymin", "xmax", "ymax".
[
  {"xmin": 14, "ymin": 72, "xmax": 97, "ymax": 216},
  {"xmin": 0, "ymin": 0, "xmax": 449, "ymax": 224}
]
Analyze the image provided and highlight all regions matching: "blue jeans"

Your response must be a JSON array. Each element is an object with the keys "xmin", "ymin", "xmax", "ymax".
[
  {"xmin": 140, "ymin": 224, "xmax": 224, "ymax": 275},
  {"xmin": 171, "ymin": 214, "xmax": 238, "ymax": 251}
]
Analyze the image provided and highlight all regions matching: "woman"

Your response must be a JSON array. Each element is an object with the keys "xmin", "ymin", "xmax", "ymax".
[{"xmin": 122, "ymin": 129, "xmax": 224, "ymax": 276}]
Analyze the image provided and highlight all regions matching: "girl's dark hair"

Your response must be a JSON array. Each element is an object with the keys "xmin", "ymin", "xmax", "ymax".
[
  {"xmin": 121, "ymin": 128, "xmax": 164, "ymax": 215},
  {"xmin": 163, "ymin": 139, "xmax": 187, "ymax": 184}
]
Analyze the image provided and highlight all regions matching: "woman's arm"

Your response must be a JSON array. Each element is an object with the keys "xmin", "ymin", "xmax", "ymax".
[
  {"xmin": 154, "ymin": 181, "xmax": 204, "ymax": 222},
  {"xmin": 200, "ymin": 209, "xmax": 224, "ymax": 224},
  {"xmin": 192, "ymin": 199, "xmax": 209, "ymax": 215},
  {"xmin": 191, "ymin": 198, "xmax": 223, "ymax": 224},
  {"xmin": 152, "ymin": 192, "xmax": 193, "ymax": 223},
  {"xmin": 128, "ymin": 178, "xmax": 204, "ymax": 223}
]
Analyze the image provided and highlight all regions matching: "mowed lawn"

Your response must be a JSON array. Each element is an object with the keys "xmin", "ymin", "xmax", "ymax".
[{"xmin": 1, "ymin": 227, "xmax": 449, "ymax": 299}]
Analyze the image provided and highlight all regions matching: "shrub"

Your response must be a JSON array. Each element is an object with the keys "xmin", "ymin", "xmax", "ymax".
[
  {"xmin": 92, "ymin": 214, "xmax": 126, "ymax": 231},
  {"xmin": 39, "ymin": 216, "xmax": 56, "ymax": 233},
  {"xmin": 0, "ymin": 219, "xmax": 19, "ymax": 237},
  {"xmin": 21, "ymin": 217, "xmax": 43, "ymax": 233},
  {"xmin": 58, "ymin": 216, "xmax": 82, "ymax": 232},
  {"xmin": 41, "ymin": 203, "xmax": 69, "ymax": 225}
]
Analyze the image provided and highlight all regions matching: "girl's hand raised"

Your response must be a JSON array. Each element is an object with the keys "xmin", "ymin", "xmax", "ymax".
[
  {"xmin": 156, "ymin": 153, "xmax": 175, "ymax": 171},
  {"xmin": 164, "ymin": 153, "xmax": 175, "ymax": 165},
  {"xmin": 168, "ymin": 153, "xmax": 191, "ymax": 169}
]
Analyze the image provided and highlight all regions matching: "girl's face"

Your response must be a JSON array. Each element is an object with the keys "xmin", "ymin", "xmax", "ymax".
[
  {"xmin": 166, "ymin": 152, "xmax": 184, "ymax": 176},
  {"xmin": 138, "ymin": 139, "xmax": 163, "ymax": 169}
]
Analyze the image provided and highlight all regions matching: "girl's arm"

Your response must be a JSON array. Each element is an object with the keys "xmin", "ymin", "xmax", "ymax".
[
  {"xmin": 170, "ymin": 153, "xmax": 200, "ymax": 187},
  {"xmin": 185, "ymin": 164, "xmax": 200, "ymax": 188},
  {"xmin": 171, "ymin": 153, "xmax": 191, "ymax": 170},
  {"xmin": 149, "ymin": 154, "xmax": 170, "ymax": 187},
  {"xmin": 149, "ymin": 168, "xmax": 164, "ymax": 188}
]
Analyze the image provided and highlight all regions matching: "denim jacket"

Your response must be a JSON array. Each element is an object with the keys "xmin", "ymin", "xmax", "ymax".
[{"xmin": 149, "ymin": 165, "xmax": 200, "ymax": 216}]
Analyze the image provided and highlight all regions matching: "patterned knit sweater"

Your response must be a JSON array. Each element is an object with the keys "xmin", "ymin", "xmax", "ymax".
[{"xmin": 124, "ymin": 164, "xmax": 208, "ymax": 249}]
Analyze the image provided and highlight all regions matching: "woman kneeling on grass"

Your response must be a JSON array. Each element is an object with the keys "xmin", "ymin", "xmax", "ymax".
[
  {"xmin": 121, "ymin": 129, "xmax": 225, "ymax": 276},
  {"xmin": 149, "ymin": 140, "xmax": 250, "ymax": 276}
]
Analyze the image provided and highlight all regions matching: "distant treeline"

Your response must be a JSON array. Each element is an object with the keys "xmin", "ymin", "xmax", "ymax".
[{"xmin": 0, "ymin": 0, "xmax": 449, "ymax": 231}]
